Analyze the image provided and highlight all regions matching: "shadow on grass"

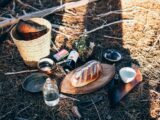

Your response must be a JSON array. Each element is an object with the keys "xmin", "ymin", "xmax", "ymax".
[{"xmin": 83, "ymin": 0, "xmax": 150, "ymax": 119}]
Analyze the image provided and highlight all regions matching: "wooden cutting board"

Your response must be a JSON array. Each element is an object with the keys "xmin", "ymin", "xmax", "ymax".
[
  {"xmin": 60, "ymin": 64, "xmax": 115, "ymax": 94},
  {"xmin": 108, "ymin": 64, "xmax": 143, "ymax": 106}
]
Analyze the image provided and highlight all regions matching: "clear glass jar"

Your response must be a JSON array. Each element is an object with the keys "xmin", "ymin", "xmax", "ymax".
[{"xmin": 43, "ymin": 78, "xmax": 59, "ymax": 106}]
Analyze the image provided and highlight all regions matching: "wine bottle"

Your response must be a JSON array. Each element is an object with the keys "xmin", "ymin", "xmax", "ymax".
[{"xmin": 63, "ymin": 50, "xmax": 79, "ymax": 73}]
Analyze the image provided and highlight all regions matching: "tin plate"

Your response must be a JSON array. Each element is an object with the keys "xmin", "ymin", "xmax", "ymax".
[{"xmin": 22, "ymin": 73, "xmax": 49, "ymax": 93}]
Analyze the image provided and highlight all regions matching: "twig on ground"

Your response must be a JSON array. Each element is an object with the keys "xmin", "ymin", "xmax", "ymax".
[
  {"xmin": 71, "ymin": 106, "xmax": 82, "ymax": 119},
  {"xmin": 150, "ymin": 89, "xmax": 160, "ymax": 97},
  {"xmin": 91, "ymin": 98, "xmax": 102, "ymax": 120},
  {"xmin": 140, "ymin": 99, "xmax": 150, "ymax": 102},
  {"xmin": 12, "ymin": 0, "xmax": 16, "ymax": 12},
  {"xmin": 96, "ymin": 6, "xmax": 139, "ymax": 18},
  {"xmin": 56, "ymin": 60, "xmax": 67, "ymax": 65},
  {"xmin": 0, "ymin": 104, "xmax": 22, "ymax": 120},
  {"xmin": 52, "ymin": 24, "xmax": 82, "ymax": 36},
  {"xmin": 16, "ymin": 104, "xmax": 33, "ymax": 115},
  {"xmin": 51, "ymin": 40, "xmax": 59, "ymax": 51},
  {"xmin": 0, "ymin": 0, "xmax": 97, "ymax": 28},
  {"xmin": 14, "ymin": 117, "xmax": 29, "ymax": 120},
  {"xmin": 15, "ymin": 0, "xmax": 39, "ymax": 11},
  {"xmin": 134, "ymin": 6, "xmax": 160, "ymax": 13},
  {"xmin": 4, "ymin": 69, "xmax": 38, "ymax": 75},
  {"xmin": 60, "ymin": 94, "xmax": 80, "ymax": 101},
  {"xmin": 38, "ymin": 0, "xmax": 43, "ymax": 7},
  {"xmin": 52, "ymin": 24, "xmax": 74, "ymax": 30},
  {"xmin": 0, "ymin": 110, "xmax": 13, "ymax": 120},
  {"xmin": 55, "ymin": 12, "xmax": 93, "ymax": 17},
  {"xmin": 97, "ymin": 11, "xmax": 123, "ymax": 18},
  {"xmin": 82, "ymin": 19, "xmax": 135, "ymax": 35},
  {"xmin": 124, "ymin": 111, "xmax": 136, "ymax": 120},
  {"xmin": 96, "ymin": 6, "xmax": 159, "ymax": 21},
  {"xmin": 0, "ymin": 55, "xmax": 10, "ymax": 59},
  {"xmin": 8, "ymin": 14, "xmax": 15, "ymax": 18},
  {"xmin": 52, "ymin": 24, "xmax": 63, "ymax": 29},
  {"xmin": 104, "ymin": 35, "xmax": 122, "ymax": 40},
  {"xmin": 22, "ymin": 10, "xmax": 27, "ymax": 15},
  {"xmin": 0, "ymin": 17, "xmax": 9, "ymax": 21},
  {"xmin": 52, "ymin": 28, "xmax": 71, "ymax": 38},
  {"xmin": 148, "ymin": 34, "xmax": 160, "ymax": 52},
  {"xmin": 65, "ymin": 9, "xmax": 77, "ymax": 16}
]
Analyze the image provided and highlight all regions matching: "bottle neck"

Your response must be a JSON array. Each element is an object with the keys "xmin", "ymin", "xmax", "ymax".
[
  {"xmin": 44, "ymin": 78, "xmax": 56, "ymax": 88},
  {"xmin": 45, "ymin": 78, "xmax": 52, "ymax": 83}
]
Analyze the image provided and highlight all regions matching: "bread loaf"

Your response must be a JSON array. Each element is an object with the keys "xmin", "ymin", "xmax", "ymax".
[{"xmin": 71, "ymin": 60, "xmax": 102, "ymax": 87}]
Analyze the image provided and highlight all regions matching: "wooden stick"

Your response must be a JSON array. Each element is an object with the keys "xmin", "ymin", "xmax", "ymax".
[
  {"xmin": 50, "ymin": 40, "xmax": 59, "ymax": 52},
  {"xmin": 82, "ymin": 20, "xmax": 135, "ymax": 35},
  {"xmin": 0, "ymin": 17, "xmax": 9, "ymax": 21},
  {"xmin": 52, "ymin": 28, "xmax": 71, "ymax": 38},
  {"xmin": 91, "ymin": 98, "xmax": 102, "ymax": 120},
  {"xmin": 0, "ymin": 110, "xmax": 13, "ymax": 120},
  {"xmin": 16, "ymin": 104, "xmax": 33, "ymax": 115},
  {"xmin": 12, "ymin": 0, "xmax": 16, "ymax": 12},
  {"xmin": 14, "ymin": 117, "xmax": 29, "ymax": 120},
  {"xmin": 0, "ymin": 0, "xmax": 97, "ymax": 28},
  {"xmin": 149, "ymin": 34, "xmax": 160, "ymax": 52},
  {"xmin": 38, "ymin": 0, "xmax": 43, "ymax": 7},
  {"xmin": 52, "ymin": 24, "xmax": 79, "ymax": 30},
  {"xmin": 60, "ymin": 94, "xmax": 80, "ymax": 101},
  {"xmin": 4, "ymin": 69, "xmax": 38, "ymax": 75},
  {"xmin": 96, "ymin": 6, "xmax": 138, "ymax": 18},
  {"xmin": 16, "ymin": 0, "xmax": 39, "ymax": 11},
  {"xmin": 0, "ymin": 104, "xmax": 23, "ymax": 120},
  {"xmin": 104, "ymin": 35, "xmax": 122, "ymax": 40}
]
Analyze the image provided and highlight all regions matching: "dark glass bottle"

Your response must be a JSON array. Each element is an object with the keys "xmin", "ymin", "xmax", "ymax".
[{"xmin": 63, "ymin": 50, "xmax": 79, "ymax": 73}]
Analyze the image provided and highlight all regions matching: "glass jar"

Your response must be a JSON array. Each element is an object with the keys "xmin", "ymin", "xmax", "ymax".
[{"xmin": 43, "ymin": 78, "xmax": 59, "ymax": 106}]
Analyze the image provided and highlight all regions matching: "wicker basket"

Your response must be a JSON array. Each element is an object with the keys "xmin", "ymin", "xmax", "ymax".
[{"xmin": 10, "ymin": 18, "xmax": 51, "ymax": 67}]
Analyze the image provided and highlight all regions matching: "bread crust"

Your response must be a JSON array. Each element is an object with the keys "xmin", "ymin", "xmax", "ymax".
[{"xmin": 71, "ymin": 60, "xmax": 102, "ymax": 87}]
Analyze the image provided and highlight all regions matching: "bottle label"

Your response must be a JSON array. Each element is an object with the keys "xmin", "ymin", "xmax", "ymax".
[
  {"xmin": 67, "ymin": 50, "xmax": 79, "ymax": 62},
  {"xmin": 53, "ymin": 49, "xmax": 69, "ymax": 61}
]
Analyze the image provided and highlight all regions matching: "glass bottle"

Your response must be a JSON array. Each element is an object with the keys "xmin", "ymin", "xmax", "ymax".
[
  {"xmin": 63, "ymin": 50, "xmax": 79, "ymax": 73},
  {"xmin": 43, "ymin": 78, "xmax": 59, "ymax": 106}
]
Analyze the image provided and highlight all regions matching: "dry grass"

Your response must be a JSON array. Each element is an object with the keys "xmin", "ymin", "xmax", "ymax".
[{"xmin": 0, "ymin": 0, "xmax": 160, "ymax": 120}]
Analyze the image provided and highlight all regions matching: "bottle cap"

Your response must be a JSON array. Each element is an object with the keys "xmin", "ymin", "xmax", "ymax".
[{"xmin": 46, "ymin": 78, "xmax": 51, "ymax": 83}]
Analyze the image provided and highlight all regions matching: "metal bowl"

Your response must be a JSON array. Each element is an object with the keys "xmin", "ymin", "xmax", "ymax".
[
  {"xmin": 22, "ymin": 73, "xmax": 49, "ymax": 93},
  {"xmin": 37, "ymin": 58, "xmax": 56, "ymax": 74},
  {"xmin": 103, "ymin": 49, "xmax": 122, "ymax": 62}
]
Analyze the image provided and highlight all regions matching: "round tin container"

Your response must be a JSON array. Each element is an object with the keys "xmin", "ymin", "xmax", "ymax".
[{"xmin": 37, "ymin": 58, "xmax": 56, "ymax": 74}]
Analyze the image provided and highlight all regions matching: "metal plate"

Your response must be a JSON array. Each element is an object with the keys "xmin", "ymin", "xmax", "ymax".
[{"xmin": 22, "ymin": 73, "xmax": 49, "ymax": 93}]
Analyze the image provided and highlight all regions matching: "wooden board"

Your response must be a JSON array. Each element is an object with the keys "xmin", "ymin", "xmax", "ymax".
[
  {"xmin": 60, "ymin": 64, "xmax": 115, "ymax": 94},
  {"xmin": 108, "ymin": 64, "xmax": 143, "ymax": 106}
]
